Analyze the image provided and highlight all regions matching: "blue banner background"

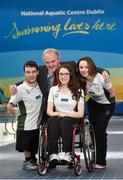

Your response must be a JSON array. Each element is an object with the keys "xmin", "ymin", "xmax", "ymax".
[
  {"xmin": 0, "ymin": 0, "xmax": 123, "ymax": 53},
  {"xmin": 0, "ymin": 0, "xmax": 123, "ymax": 114}
]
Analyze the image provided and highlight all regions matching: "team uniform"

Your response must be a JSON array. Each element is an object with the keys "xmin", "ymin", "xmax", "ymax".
[
  {"xmin": 47, "ymin": 85, "xmax": 84, "ymax": 155},
  {"xmin": 9, "ymin": 81, "xmax": 42, "ymax": 153},
  {"xmin": 86, "ymin": 73, "xmax": 115, "ymax": 166}
]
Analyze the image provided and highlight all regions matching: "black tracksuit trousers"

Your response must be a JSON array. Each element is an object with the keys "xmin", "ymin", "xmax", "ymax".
[
  {"xmin": 87, "ymin": 98, "xmax": 115, "ymax": 166},
  {"xmin": 47, "ymin": 116, "xmax": 80, "ymax": 155}
]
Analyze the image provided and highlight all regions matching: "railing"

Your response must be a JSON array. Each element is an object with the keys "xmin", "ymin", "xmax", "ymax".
[{"xmin": 0, "ymin": 104, "xmax": 18, "ymax": 141}]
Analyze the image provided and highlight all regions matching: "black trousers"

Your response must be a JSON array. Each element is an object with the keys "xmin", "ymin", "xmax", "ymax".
[
  {"xmin": 47, "ymin": 116, "xmax": 80, "ymax": 155},
  {"xmin": 87, "ymin": 98, "xmax": 115, "ymax": 166},
  {"xmin": 16, "ymin": 129, "xmax": 39, "ymax": 154}
]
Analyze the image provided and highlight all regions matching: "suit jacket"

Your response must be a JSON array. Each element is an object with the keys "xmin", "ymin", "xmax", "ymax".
[{"xmin": 37, "ymin": 61, "xmax": 76, "ymax": 102}]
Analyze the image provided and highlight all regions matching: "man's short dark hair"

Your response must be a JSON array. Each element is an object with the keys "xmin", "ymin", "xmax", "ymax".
[{"xmin": 23, "ymin": 60, "xmax": 39, "ymax": 72}]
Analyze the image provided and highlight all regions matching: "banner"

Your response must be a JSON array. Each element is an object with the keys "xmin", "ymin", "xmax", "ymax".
[{"xmin": 0, "ymin": 0, "xmax": 123, "ymax": 114}]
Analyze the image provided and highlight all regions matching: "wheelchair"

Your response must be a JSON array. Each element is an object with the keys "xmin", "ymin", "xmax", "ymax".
[{"xmin": 37, "ymin": 117, "xmax": 96, "ymax": 176}]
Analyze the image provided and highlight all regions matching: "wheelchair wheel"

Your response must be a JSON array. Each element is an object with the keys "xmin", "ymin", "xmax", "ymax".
[
  {"xmin": 38, "ymin": 125, "xmax": 48, "ymax": 175},
  {"xmin": 74, "ymin": 162, "xmax": 82, "ymax": 176},
  {"xmin": 83, "ymin": 121, "xmax": 96, "ymax": 172}
]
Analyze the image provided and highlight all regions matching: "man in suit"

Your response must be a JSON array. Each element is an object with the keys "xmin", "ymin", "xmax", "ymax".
[{"xmin": 37, "ymin": 48, "xmax": 76, "ymax": 102}]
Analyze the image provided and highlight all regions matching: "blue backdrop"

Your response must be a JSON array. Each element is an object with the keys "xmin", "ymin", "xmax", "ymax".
[{"xmin": 0, "ymin": 0, "xmax": 123, "ymax": 114}]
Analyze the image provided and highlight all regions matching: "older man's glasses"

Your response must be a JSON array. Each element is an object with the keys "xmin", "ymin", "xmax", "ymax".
[{"xmin": 59, "ymin": 73, "xmax": 70, "ymax": 76}]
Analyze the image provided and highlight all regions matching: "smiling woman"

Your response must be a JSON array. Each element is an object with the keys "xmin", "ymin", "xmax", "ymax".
[
  {"xmin": 76, "ymin": 56, "xmax": 116, "ymax": 169},
  {"xmin": 47, "ymin": 63, "xmax": 84, "ymax": 165}
]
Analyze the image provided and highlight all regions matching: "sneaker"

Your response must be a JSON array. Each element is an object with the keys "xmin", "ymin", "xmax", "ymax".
[
  {"xmin": 59, "ymin": 152, "xmax": 72, "ymax": 163},
  {"xmin": 95, "ymin": 164, "xmax": 107, "ymax": 169},
  {"xmin": 32, "ymin": 157, "xmax": 38, "ymax": 165},
  {"xmin": 64, "ymin": 152, "xmax": 72, "ymax": 162},
  {"xmin": 58, "ymin": 152, "xmax": 65, "ymax": 160},
  {"xmin": 49, "ymin": 154, "xmax": 59, "ymax": 165},
  {"xmin": 32, "ymin": 159, "xmax": 38, "ymax": 166},
  {"xmin": 23, "ymin": 160, "xmax": 37, "ymax": 171}
]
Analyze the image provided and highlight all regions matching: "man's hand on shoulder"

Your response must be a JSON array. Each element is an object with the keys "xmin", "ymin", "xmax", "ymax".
[
  {"xmin": 9, "ymin": 85, "xmax": 17, "ymax": 95},
  {"xmin": 102, "ymin": 71, "xmax": 110, "ymax": 83}
]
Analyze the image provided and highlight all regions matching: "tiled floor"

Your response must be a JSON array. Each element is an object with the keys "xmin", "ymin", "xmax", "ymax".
[{"xmin": 0, "ymin": 116, "xmax": 123, "ymax": 179}]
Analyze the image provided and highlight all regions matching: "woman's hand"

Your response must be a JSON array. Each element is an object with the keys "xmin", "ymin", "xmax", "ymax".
[
  {"xmin": 59, "ymin": 112, "xmax": 65, "ymax": 117},
  {"xmin": 52, "ymin": 112, "xmax": 60, "ymax": 117},
  {"xmin": 102, "ymin": 71, "xmax": 110, "ymax": 83}
]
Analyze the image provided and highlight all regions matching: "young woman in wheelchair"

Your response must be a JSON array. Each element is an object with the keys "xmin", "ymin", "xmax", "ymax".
[{"xmin": 47, "ymin": 64, "xmax": 84, "ymax": 167}]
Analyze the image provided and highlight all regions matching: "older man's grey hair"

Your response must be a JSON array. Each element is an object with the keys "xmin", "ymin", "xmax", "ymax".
[{"xmin": 42, "ymin": 48, "xmax": 61, "ymax": 61}]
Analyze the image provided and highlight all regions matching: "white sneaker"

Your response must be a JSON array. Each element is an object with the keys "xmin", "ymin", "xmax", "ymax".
[
  {"xmin": 49, "ymin": 154, "xmax": 59, "ymax": 163},
  {"xmin": 23, "ymin": 160, "xmax": 37, "ymax": 171},
  {"xmin": 64, "ymin": 152, "xmax": 72, "ymax": 162},
  {"xmin": 58, "ymin": 152, "xmax": 72, "ymax": 163},
  {"xmin": 58, "ymin": 152, "xmax": 65, "ymax": 160}
]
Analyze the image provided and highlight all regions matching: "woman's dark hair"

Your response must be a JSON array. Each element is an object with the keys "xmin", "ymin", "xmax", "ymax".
[
  {"xmin": 57, "ymin": 64, "xmax": 83, "ymax": 101},
  {"xmin": 23, "ymin": 60, "xmax": 39, "ymax": 72},
  {"xmin": 76, "ymin": 56, "xmax": 97, "ymax": 93}
]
